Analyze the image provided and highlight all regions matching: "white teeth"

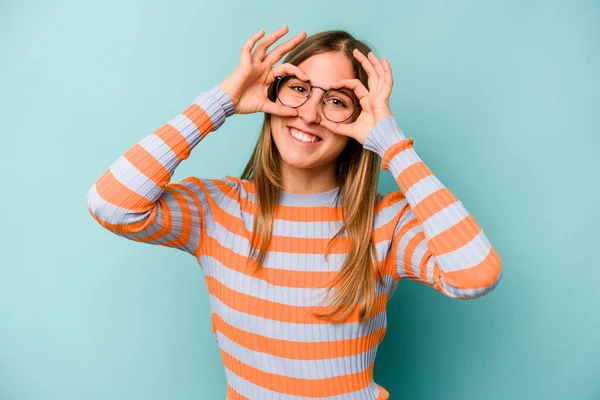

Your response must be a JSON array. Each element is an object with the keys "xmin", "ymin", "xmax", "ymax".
[{"xmin": 290, "ymin": 128, "xmax": 320, "ymax": 143}]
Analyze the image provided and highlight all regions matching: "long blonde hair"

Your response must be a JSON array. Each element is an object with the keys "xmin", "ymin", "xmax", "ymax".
[{"xmin": 240, "ymin": 30, "xmax": 385, "ymax": 325}]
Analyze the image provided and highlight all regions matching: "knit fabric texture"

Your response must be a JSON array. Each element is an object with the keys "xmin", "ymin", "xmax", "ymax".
[{"xmin": 86, "ymin": 85, "xmax": 502, "ymax": 399}]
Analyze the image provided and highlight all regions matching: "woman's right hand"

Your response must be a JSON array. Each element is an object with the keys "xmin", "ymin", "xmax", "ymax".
[{"xmin": 219, "ymin": 25, "xmax": 309, "ymax": 116}]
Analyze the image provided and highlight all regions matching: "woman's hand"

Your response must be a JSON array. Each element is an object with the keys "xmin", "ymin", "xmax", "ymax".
[
  {"xmin": 319, "ymin": 49, "xmax": 394, "ymax": 145},
  {"xmin": 219, "ymin": 26, "xmax": 309, "ymax": 116}
]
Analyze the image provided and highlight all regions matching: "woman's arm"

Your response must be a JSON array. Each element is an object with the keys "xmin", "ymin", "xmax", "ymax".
[
  {"xmin": 364, "ymin": 116, "xmax": 502, "ymax": 299},
  {"xmin": 86, "ymin": 86, "xmax": 234, "ymax": 257},
  {"xmin": 86, "ymin": 26, "xmax": 313, "ymax": 258}
]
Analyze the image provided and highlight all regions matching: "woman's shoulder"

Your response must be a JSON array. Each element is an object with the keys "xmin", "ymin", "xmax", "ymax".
[
  {"xmin": 373, "ymin": 188, "xmax": 408, "ymax": 215},
  {"xmin": 179, "ymin": 175, "xmax": 249, "ymax": 202}
]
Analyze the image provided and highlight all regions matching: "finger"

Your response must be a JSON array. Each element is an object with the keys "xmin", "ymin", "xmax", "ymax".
[
  {"xmin": 253, "ymin": 25, "xmax": 289, "ymax": 61},
  {"xmin": 383, "ymin": 58, "xmax": 394, "ymax": 87},
  {"xmin": 368, "ymin": 51, "xmax": 385, "ymax": 81},
  {"xmin": 241, "ymin": 29, "xmax": 265, "ymax": 65},
  {"xmin": 270, "ymin": 63, "xmax": 310, "ymax": 82},
  {"xmin": 382, "ymin": 58, "xmax": 394, "ymax": 97},
  {"xmin": 262, "ymin": 100, "xmax": 299, "ymax": 117},
  {"xmin": 330, "ymin": 78, "xmax": 370, "ymax": 100},
  {"xmin": 319, "ymin": 118, "xmax": 355, "ymax": 138},
  {"xmin": 264, "ymin": 31, "xmax": 307, "ymax": 65},
  {"xmin": 352, "ymin": 49, "xmax": 377, "ymax": 81}
]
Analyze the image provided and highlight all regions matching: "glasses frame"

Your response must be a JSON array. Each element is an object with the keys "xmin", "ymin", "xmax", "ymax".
[{"xmin": 274, "ymin": 75, "xmax": 362, "ymax": 123}]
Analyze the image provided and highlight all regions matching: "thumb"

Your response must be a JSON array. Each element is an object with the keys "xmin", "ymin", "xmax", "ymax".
[
  {"xmin": 319, "ymin": 118, "xmax": 355, "ymax": 139},
  {"xmin": 262, "ymin": 101, "xmax": 298, "ymax": 117}
]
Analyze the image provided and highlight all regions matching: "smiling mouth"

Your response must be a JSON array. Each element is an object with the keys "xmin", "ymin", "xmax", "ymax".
[
  {"xmin": 288, "ymin": 126, "xmax": 323, "ymax": 146},
  {"xmin": 288, "ymin": 127, "xmax": 323, "ymax": 145}
]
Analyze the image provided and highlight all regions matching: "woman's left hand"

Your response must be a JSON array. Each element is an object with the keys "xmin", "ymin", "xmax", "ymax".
[{"xmin": 319, "ymin": 49, "xmax": 394, "ymax": 145}]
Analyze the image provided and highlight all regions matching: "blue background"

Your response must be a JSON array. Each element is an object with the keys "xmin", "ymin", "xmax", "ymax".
[{"xmin": 1, "ymin": 0, "xmax": 598, "ymax": 398}]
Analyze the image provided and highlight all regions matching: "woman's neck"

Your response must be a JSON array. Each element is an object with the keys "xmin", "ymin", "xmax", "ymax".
[{"xmin": 280, "ymin": 160, "xmax": 339, "ymax": 194}]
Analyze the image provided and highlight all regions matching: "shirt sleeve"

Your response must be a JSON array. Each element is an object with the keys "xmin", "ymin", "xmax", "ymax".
[
  {"xmin": 86, "ymin": 85, "xmax": 235, "ymax": 257},
  {"xmin": 363, "ymin": 116, "xmax": 502, "ymax": 299}
]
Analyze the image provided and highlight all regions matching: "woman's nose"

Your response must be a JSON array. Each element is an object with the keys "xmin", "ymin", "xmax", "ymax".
[{"xmin": 297, "ymin": 91, "xmax": 323, "ymax": 124}]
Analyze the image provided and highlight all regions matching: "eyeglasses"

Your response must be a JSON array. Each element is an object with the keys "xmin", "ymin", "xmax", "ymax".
[{"xmin": 274, "ymin": 75, "xmax": 361, "ymax": 123}]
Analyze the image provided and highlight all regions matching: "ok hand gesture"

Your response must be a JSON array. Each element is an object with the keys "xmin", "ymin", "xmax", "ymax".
[
  {"xmin": 220, "ymin": 26, "xmax": 310, "ymax": 116},
  {"xmin": 319, "ymin": 49, "xmax": 395, "ymax": 145}
]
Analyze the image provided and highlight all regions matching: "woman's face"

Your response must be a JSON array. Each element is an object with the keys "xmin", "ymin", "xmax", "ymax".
[{"xmin": 270, "ymin": 51, "xmax": 356, "ymax": 171}]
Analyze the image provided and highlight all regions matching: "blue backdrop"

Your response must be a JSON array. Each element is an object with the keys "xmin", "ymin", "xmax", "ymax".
[{"xmin": 1, "ymin": 0, "xmax": 598, "ymax": 398}]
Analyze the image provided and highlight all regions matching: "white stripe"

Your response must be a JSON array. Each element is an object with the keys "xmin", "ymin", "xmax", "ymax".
[
  {"xmin": 441, "ymin": 269, "xmax": 502, "ymax": 299},
  {"xmin": 422, "ymin": 201, "xmax": 468, "ymax": 238},
  {"xmin": 224, "ymin": 367, "xmax": 382, "ymax": 400},
  {"xmin": 432, "ymin": 230, "xmax": 493, "ymax": 272},
  {"xmin": 406, "ymin": 236, "xmax": 429, "ymax": 282},
  {"xmin": 167, "ymin": 112, "xmax": 202, "ymax": 146},
  {"xmin": 108, "ymin": 155, "xmax": 161, "ymax": 201},
  {"xmin": 386, "ymin": 147, "xmax": 420, "ymax": 176},
  {"xmin": 216, "ymin": 332, "xmax": 379, "ymax": 380},
  {"xmin": 394, "ymin": 222, "xmax": 423, "ymax": 279},
  {"xmin": 86, "ymin": 183, "xmax": 151, "ymax": 225},
  {"xmin": 404, "ymin": 175, "xmax": 445, "ymax": 206},
  {"xmin": 373, "ymin": 196, "xmax": 408, "ymax": 231},
  {"xmin": 202, "ymin": 254, "xmax": 394, "ymax": 306},
  {"xmin": 208, "ymin": 295, "xmax": 388, "ymax": 343},
  {"xmin": 137, "ymin": 131, "xmax": 179, "ymax": 175}
]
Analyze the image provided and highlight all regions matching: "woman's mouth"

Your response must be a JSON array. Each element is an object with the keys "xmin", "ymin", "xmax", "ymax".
[{"xmin": 288, "ymin": 127, "xmax": 323, "ymax": 146}]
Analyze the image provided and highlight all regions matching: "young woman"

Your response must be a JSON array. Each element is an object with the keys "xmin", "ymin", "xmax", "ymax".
[{"xmin": 87, "ymin": 25, "xmax": 502, "ymax": 400}]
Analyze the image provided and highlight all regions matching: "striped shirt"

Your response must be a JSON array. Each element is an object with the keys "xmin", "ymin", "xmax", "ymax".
[{"xmin": 86, "ymin": 85, "xmax": 502, "ymax": 399}]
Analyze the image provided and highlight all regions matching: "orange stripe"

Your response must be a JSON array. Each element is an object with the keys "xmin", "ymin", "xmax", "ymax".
[
  {"xmin": 172, "ymin": 183, "xmax": 208, "ymax": 257},
  {"xmin": 203, "ymin": 235, "xmax": 339, "ymax": 289},
  {"xmin": 442, "ymin": 247, "xmax": 502, "ymax": 289},
  {"xmin": 372, "ymin": 212, "xmax": 402, "ymax": 247},
  {"xmin": 374, "ymin": 189, "xmax": 406, "ymax": 213},
  {"xmin": 226, "ymin": 386, "xmax": 250, "ymax": 400},
  {"xmin": 413, "ymin": 188, "xmax": 457, "ymax": 222},
  {"xmin": 431, "ymin": 263, "xmax": 451, "ymax": 296},
  {"xmin": 418, "ymin": 251, "xmax": 437, "ymax": 290},
  {"xmin": 382, "ymin": 217, "xmax": 420, "ymax": 282},
  {"xmin": 192, "ymin": 177, "xmax": 409, "ymax": 282},
  {"xmin": 429, "ymin": 215, "xmax": 481, "ymax": 255},
  {"xmin": 123, "ymin": 143, "xmax": 170, "ymax": 188},
  {"xmin": 381, "ymin": 138, "xmax": 414, "ymax": 171},
  {"xmin": 403, "ymin": 231, "xmax": 426, "ymax": 280},
  {"xmin": 88, "ymin": 207, "xmax": 157, "ymax": 235},
  {"xmin": 90, "ymin": 181, "xmax": 171, "ymax": 238},
  {"xmin": 159, "ymin": 187, "xmax": 193, "ymax": 248},
  {"xmin": 396, "ymin": 161, "xmax": 432, "ymax": 193},
  {"xmin": 213, "ymin": 314, "xmax": 385, "ymax": 360},
  {"xmin": 206, "ymin": 275, "xmax": 388, "ymax": 324},
  {"xmin": 184, "ymin": 177, "xmax": 346, "ymax": 242},
  {"xmin": 239, "ymin": 177, "xmax": 407, "ymax": 224},
  {"xmin": 94, "ymin": 104, "xmax": 215, "ymax": 217},
  {"xmin": 155, "ymin": 124, "xmax": 191, "ymax": 161},
  {"xmin": 221, "ymin": 350, "xmax": 375, "ymax": 397},
  {"xmin": 124, "ymin": 189, "xmax": 175, "ymax": 242},
  {"xmin": 376, "ymin": 384, "xmax": 390, "ymax": 400},
  {"xmin": 236, "ymin": 178, "xmax": 346, "ymax": 222},
  {"xmin": 185, "ymin": 177, "xmax": 355, "ymax": 254},
  {"xmin": 96, "ymin": 169, "xmax": 153, "ymax": 213},
  {"xmin": 181, "ymin": 103, "xmax": 215, "ymax": 138}
]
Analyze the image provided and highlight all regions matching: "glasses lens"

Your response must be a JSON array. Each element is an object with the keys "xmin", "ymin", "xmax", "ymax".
[
  {"xmin": 276, "ymin": 75, "xmax": 359, "ymax": 123},
  {"xmin": 277, "ymin": 76, "xmax": 310, "ymax": 107},
  {"xmin": 323, "ymin": 89, "xmax": 358, "ymax": 123}
]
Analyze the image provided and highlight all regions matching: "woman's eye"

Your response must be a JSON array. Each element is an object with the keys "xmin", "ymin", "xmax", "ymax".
[
  {"xmin": 291, "ymin": 85, "xmax": 307, "ymax": 93},
  {"xmin": 328, "ymin": 98, "xmax": 348, "ymax": 108}
]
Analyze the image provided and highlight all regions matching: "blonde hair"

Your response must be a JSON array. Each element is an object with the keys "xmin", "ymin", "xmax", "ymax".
[{"xmin": 240, "ymin": 30, "xmax": 385, "ymax": 325}]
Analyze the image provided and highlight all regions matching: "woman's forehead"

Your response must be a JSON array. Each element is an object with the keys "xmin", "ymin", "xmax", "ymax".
[{"xmin": 297, "ymin": 52, "xmax": 355, "ymax": 86}]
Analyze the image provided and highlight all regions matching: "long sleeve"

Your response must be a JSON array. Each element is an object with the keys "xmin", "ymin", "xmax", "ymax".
[
  {"xmin": 364, "ymin": 116, "xmax": 502, "ymax": 299},
  {"xmin": 86, "ymin": 85, "xmax": 235, "ymax": 257}
]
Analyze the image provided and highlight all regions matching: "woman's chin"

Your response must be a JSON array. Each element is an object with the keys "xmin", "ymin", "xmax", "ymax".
[{"xmin": 282, "ymin": 159, "xmax": 316, "ymax": 170}]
